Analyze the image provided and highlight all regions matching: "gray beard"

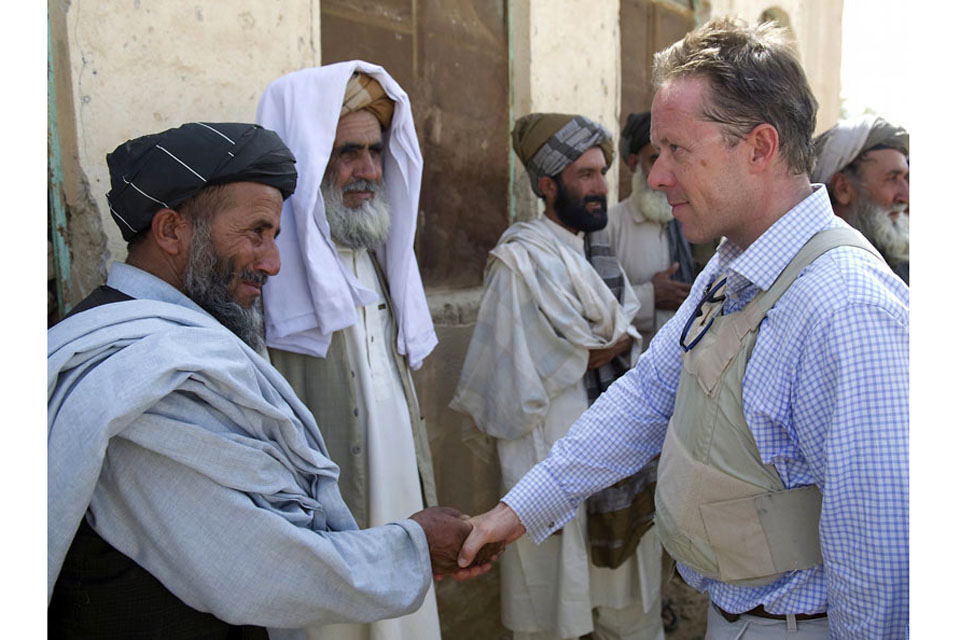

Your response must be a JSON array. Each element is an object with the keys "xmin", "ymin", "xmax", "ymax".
[
  {"xmin": 322, "ymin": 175, "xmax": 392, "ymax": 250},
  {"xmin": 849, "ymin": 188, "xmax": 909, "ymax": 264},
  {"xmin": 629, "ymin": 170, "xmax": 674, "ymax": 225},
  {"xmin": 183, "ymin": 216, "xmax": 266, "ymax": 351}
]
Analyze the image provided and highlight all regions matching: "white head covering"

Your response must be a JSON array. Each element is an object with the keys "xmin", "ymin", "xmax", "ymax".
[
  {"xmin": 812, "ymin": 114, "xmax": 909, "ymax": 184},
  {"xmin": 256, "ymin": 61, "xmax": 437, "ymax": 369}
]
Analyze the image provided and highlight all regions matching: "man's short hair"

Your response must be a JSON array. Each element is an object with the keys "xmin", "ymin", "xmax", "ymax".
[
  {"xmin": 652, "ymin": 17, "xmax": 818, "ymax": 176},
  {"xmin": 125, "ymin": 184, "xmax": 231, "ymax": 252}
]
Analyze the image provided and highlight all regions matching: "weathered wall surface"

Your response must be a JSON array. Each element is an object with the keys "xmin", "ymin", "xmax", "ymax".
[{"xmin": 57, "ymin": 0, "xmax": 320, "ymax": 267}]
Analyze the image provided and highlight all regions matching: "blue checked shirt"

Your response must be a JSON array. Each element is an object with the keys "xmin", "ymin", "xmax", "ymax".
[{"xmin": 503, "ymin": 186, "xmax": 909, "ymax": 638}]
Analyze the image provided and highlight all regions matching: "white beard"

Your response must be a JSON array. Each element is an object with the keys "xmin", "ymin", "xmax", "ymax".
[
  {"xmin": 322, "ymin": 175, "xmax": 392, "ymax": 250},
  {"xmin": 628, "ymin": 170, "xmax": 674, "ymax": 225},
  {"xmin": 850, "ymin": 191, "xmax": 909, "ymax": 263}
]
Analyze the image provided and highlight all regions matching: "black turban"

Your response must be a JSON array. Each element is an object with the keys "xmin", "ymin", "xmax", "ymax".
[
  {"xmin": 106, "ymin": 122, "xmax": 298, "ymax": 241},
  {"xmin": 619, "ymin": 112, "xmax": 652, "ymax": 160}
]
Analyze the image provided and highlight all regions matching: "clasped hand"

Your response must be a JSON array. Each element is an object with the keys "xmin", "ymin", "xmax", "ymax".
[{"xmin": 410, "ymin": 502, "xmax": 528, "ymax": 581}]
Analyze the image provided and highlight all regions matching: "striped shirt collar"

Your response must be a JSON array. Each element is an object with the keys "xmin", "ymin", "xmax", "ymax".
[{"xmin": 714, "ymin": 184, "xmax": 838, "ymax": 294}]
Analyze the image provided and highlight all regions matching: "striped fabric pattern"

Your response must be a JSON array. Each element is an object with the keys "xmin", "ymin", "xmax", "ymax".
[
  {"xmin": 524, "ymin": 116, "xmax": 611, "ymax": 196},
  {"xmin": 105, "ymin": 122, "xmax": 296, "ymax": 240}
]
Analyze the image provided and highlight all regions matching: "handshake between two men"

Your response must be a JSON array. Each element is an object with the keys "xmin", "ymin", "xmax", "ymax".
[{"xmin": 409, "ymin": 503, "xmax": 523, "ymax": 580}]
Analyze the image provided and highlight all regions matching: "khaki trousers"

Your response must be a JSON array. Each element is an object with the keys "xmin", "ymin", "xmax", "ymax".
[{"xmin": 705, "ymin": 603, "xmax": 829, "ymax": 639}]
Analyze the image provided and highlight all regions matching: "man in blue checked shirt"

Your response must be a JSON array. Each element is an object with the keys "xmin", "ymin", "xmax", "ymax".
[{"xmin": 457, "ymin": 16, "xmax": 908, "ymax": 640}]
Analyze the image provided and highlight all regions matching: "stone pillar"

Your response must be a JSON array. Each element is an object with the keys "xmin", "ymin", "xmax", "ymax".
[{"xmin": 56, "ymin": 0, "xmax": 320, "ymax": 265}]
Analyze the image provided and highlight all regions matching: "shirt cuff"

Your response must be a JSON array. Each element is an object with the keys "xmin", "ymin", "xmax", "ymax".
[
  {"xmin": 393, "ymin": 518, "xmax": 433, "ymax": 581},
  {"xmin": 502, "ymin": 463, "xmax": 578, "ymax": 544}
]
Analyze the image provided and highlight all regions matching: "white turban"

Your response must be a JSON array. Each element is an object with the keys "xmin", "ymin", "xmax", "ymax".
[{"xmin": 256, "ymin": 61, "xmax": 437, "ymax": 369}]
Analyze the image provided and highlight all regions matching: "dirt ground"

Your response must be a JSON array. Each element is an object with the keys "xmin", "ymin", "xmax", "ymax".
[{"xmin": 661, "ymin": 566, "xmax": 710, "ymax": 640}]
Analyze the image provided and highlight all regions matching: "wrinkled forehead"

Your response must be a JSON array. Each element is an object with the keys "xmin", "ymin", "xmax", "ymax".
[
  {"xmin": 332, "ymin": 110, "xmax": 384, "ymax": 148},
  {"xmin": 858, "ymin": 147, "xmax": 909, "ymax": 175}
]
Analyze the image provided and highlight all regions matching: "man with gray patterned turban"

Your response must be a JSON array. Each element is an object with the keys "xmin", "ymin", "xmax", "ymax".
[
  {"xmin": 452, "ymin": 113, "xmax": 664, "ymax": 640},
  {"xmin": 814, "ymin": 115, "xmax": 910, "ymax": 283}
]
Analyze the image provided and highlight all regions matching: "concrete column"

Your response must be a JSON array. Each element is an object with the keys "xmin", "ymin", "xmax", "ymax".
[{"xmin": 58, "ymin": 0, "xmax": 320, "ymax": 265}]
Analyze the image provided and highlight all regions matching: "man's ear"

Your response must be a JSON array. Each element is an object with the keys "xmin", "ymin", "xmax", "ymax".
[
  {"xmin": 829, "ymin": 172, "xmax": 856, "ymax": 207},
  {"xmin": 625, "ymin": 153, "xmax": 639, "ymax": 173},
  {"xmin": 745, "ymin": 123, "xmax": 779, "ymax": 172},
  {"xmin": 538, "ymin": 176, "xmax": 558, "ymax": 202},
  {"xmin": 150, "ymin": 208, "xmax": 193, "ymax": 257}
]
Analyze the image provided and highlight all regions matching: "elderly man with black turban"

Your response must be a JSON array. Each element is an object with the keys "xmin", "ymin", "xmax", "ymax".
[
  {"xmin": 452, "ymin": 113, "xmax": 664, "ymax": 640},
  {"xmin": 47, "ymin": 122, "xmax": 485, "ymax": 639},
  {"xmin": 257, "ymin": 61, "xmax": 442, "ymax": 640},
  {"xmin": 813, "ymin": 115, "xmax": 910, "ymax": 283}
]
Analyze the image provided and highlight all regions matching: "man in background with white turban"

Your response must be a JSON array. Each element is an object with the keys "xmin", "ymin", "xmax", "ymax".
[
  {"xmin": 452, "ymin": 113, "xmax": 663, "ymax": 640},
  {"xmin": 813, "ymin": 115, "xmax": 910, "ymax": 283},
  {"xmin": 258, "ymin": 62, "xmax": 441, "ymax": 640}
]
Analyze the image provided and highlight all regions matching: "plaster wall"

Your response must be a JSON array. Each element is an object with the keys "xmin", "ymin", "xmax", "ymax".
[
  {"xmin": 708, "ymin": 0, "xmax": 844, "ymax": 133},
  {"xmin": 61, "ymin": 0, "xmax": 320, "ymax": 265}
]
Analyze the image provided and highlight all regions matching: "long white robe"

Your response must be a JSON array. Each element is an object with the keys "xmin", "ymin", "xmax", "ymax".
[
  {"xmin": 453, "ymin": 218, "xmax": 660, "ymax": 639},
  {"xmin": 306, "ymin": 247, "xmax": 440, "ymax": 640},
  {"xmin": 605, "ymin": 193, "xmax": 676, "ymax": 351}
]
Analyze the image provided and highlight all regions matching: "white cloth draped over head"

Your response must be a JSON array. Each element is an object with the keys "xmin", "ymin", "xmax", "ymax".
[
  {"xmin": 812, "ymin": 114, "xmax": 910, "ymax": 184},
  {"xmin": 450, "ymin": 219, "xmax": 640, "ymax": 441},
  {"xmin": 256, "ymin": 61, "xmax": 437, "ymax": 369}
]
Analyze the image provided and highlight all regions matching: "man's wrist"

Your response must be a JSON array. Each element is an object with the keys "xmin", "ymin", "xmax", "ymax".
[{"xmin": 502, "ymin": 465, "xmax": 574, "ymax": 543}]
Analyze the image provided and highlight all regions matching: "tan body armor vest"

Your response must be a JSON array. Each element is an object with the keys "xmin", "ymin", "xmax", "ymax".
[{"xmin": 654, "ymin": 227, "xmax": 881, "ymax": 586}]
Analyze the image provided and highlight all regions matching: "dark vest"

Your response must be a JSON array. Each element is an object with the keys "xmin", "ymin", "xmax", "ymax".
[{"xmin": 49, "ymin": 286, "xmax": 268, "ymax": 640}]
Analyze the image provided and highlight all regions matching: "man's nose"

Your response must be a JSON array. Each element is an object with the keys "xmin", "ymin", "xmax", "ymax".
[
  {"xmin": 257, "ymin": 236, "xmax": 281, "ymax": 277},
  {"xmin": 894, "ymin": 177, "xmax": 909, "ymax": 206},
  {"xmin": 354, "ymin": 150, "xmax": 381, "ymax": 183},
  {"xmin": 647, "ymin": 155, "xmax": 674, "ymax": 191},
  {"xmin": 589, "ymin": 172, "xmax": 608, "ymax": 197}
]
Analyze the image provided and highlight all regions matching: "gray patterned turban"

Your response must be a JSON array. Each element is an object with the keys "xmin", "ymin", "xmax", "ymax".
[
  {"xmin": 106, "ymin": 122, "xmax": 298, "ymax": 241},
  {"xmin": 512, "ymin": 113, "xmax": 614, "ymax": 197}
]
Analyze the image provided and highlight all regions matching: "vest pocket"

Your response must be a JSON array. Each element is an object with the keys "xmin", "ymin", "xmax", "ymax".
[{"xmin": 699, "ymin": 485, "xmax": 822, "ymax": 585}]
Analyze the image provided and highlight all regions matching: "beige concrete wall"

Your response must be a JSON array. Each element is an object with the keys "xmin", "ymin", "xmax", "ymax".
[
  {"xmin": 707, "ymin": 0, "xmax": 844, "ymax": 134},
  {"xmin": 59, "ymin": 0, "xmax": 320, "ymax": 265}
]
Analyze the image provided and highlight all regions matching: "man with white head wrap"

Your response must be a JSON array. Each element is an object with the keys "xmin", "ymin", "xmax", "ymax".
[
  {"xmin": 608, "ymin": 111, "xmax": 695, "ymax": 351},
  {"xmin": 813, "ymin": 115, "xmax": 910, "ymax": 283},
  {"xmin": 451, "ymin": 113, "xmax": 663, "ymax": 640},
  {"xmin": 257, "ymin": 62, "xmax": 441, "ymax": 640}
]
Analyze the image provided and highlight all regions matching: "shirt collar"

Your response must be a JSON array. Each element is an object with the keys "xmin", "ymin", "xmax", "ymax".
[{"xmin": 715, "ymin": 185, "xmax": 839, "ymax": 293}]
